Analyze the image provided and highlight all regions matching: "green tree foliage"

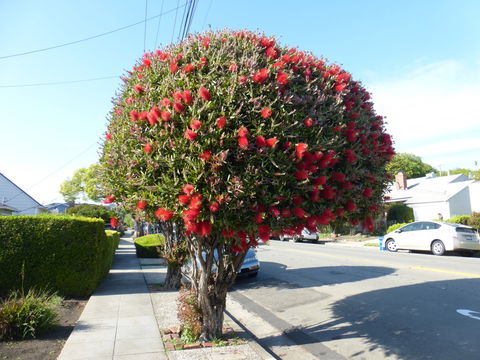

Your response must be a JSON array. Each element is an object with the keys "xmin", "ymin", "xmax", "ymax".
[
  {"xmin": 59, "ymin": 164, "xmax": 103, "ymax": 203},
  {"xmin": 448, "ymin": 168, "xmax": 480, "ymax": 180},
  {"xmin": 386, "ymin": 202, "xmax": 414, "ymax": 223},
  {"xmin": 66, "ymin": 204, "xmax": 115, "ymax": 222},
  {"xmin": 99, "ymin": 30, "xmax": 394, "ymax": 340},
  {"xmin": 386, "ymin": 153, "xmax": 436, "ymax": 179}
]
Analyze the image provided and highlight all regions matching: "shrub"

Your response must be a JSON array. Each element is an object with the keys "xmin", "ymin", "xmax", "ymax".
[
  {"xmin": 66, "ymin": 204, "xmax": 116, "ymax": 223},
  {"xmin": 446, "ymin": 215, "xmax": 471, "ymax": 225},
  {"xmin": 386, "ymin": 222, "xmax": 409, "ymax": 234},
  {"xmin": 468, "ymin": 212, "xmax": 480, "ymax": 230},
  {"xmin": 387, "ymin": 203, "xmax": 414, "ymax": 223},
  {"xmin": 177, "ymin": 286, "xmax": 202, "ymax": 343},
  {"xmin": 0, "ymin": 215, "xmax": 114, "ymax": 297},
  {"xmin": 105, "ymin": 230, "xmax": 121, "ymax": 249},
  {"xmin": 0, "ymin": 288, "xmax": 61, "ymax": 341},
  {"xmin": 134, "ymin": 234, "xmax": 165, "ymax": 258}
]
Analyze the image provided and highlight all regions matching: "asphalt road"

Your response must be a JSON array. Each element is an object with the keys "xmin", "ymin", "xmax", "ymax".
[{"xmin": 227, "ymin": 240, "xmax": 480, "ymax": 360}]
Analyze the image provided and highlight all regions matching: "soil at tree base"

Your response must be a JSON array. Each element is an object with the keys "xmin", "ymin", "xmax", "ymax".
[{"xmin": 0, "ymin": 299, "xmax": 87, "ymax": 360}]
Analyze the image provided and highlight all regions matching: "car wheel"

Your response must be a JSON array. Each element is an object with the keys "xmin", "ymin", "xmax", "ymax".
[
  {"xmin": 293, "ymin": 236, "xmax": 301, "ymax": 242},
  {"xmin": 431, "ymin": 240, "xmax": 445, "ymax": 256},
  {"xmin": 385, "ymin": 239, "xmax": 397, "ymax": 252}
]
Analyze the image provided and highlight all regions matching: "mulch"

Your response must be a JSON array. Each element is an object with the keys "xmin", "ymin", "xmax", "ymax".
[{"xmin": 0, "ymin": 299, "xmax": 87, "ymax": 360}]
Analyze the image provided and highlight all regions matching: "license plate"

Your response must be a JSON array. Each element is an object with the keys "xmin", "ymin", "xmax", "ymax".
[{"xmin": 465, "ymin": 235, "xmax": 473, "ymax": 241}]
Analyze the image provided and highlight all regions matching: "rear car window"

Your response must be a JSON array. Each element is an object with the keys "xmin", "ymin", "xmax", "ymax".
[{"xmin": 456, "ymin": 227, "xmax": 476, "ymax": 234}]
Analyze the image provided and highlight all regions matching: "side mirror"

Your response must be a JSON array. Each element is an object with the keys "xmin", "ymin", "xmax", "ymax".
[{"xmin": 394, "ymin": 229, "xmax": 402, "ymax": 233}]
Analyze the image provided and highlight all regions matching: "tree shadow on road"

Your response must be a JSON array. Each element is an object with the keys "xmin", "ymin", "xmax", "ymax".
[{"xmin": 258, "ymin": 278, "xmax": 480, "ymax": 360}]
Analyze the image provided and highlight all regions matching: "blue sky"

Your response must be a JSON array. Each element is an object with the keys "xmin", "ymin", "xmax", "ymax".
[{"xmin": 1, "ymin": 0, "xmax": 479, "ymax": 204}]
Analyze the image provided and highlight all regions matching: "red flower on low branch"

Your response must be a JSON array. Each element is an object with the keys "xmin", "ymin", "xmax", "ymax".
[
  {"xmin": 216, "ymin": 116, "xmax": 227, "ymax": 129},
  {"xmin": 110, "ymin": 217, "xmax": 119, "ymax": 228},
  {"xmin": 252, "ymin": 68, "xmax": 269, "ymax": 83},
  {"xmin": 198, "ymin": 87, "xmax": 212, "ymax": 101},
  {"xmin": 144, "ymin": 143, "xmax": 153, "ymax": 153},
  {"xmin": 238, "ymin": 137, "xmax": 249, "ymax": 149},
  {"xmin": 190, "ymin": 119, "xmax": 202, "ymax": 130},
  {"xmin": 182, "ymin": 90, "xmax": 193, "ymax": 104},
  {"xmin": 256, "ymin": 136, "xmax": 266, "ymax": 147},
  {"xmin": 104, "ymin": 195, "xmax": 115, "ymax": 204},
  {"xmin": 184, "ymin": 129, "xmax": 197, "ymax": 141},
  {"xmin": 304, "ymin": 118, "xmax": 313, "ymax": 127},
  {"xmin": 136, "ymin": 200, "xmax": 147, "ymax": 209},
  {"xmin": 173, "ymin": 102, "xmax": 185, "ymax": 113},
  {"xmin": 261, "ymin": 107, "xmax": 272, "ymax": 119},
  {"xmin": 155, "ymin": 207, "xmax": 174, "ymax": 221}
]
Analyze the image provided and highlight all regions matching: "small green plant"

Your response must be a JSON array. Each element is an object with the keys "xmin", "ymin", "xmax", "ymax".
[
  {"xmin": 446, "ymin": 215, "xmax": 471, "ymax": 225},
  {"xmin": 386, "ymin": 222, "xmax": 409, "ymax": 233},
  {"xmin": 0, "ymin": 288, "xmax": 61, "ymax": 341},
  {"xmin": 177, "ymin": 286, "xmax": 202, "ymax": 343}
]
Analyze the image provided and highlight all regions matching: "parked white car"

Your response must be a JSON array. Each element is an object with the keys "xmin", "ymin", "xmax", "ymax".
[
  {"xmin": 383, "ymin": 221, "xmax": 480, "ymax": 256},
  {"xmin": 280, "ymin": 229, "xmax": 319, "ymax": 242}
]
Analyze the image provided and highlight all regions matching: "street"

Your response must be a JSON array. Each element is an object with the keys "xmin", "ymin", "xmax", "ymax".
[{"xmin": 227, "ymin": 241, "xmax": 480, "ymax": 360}]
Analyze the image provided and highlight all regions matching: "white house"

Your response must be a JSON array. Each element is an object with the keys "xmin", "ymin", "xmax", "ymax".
[
  {"xmin": 387, "ymin": 172, "xmax": 476, "ymax": 221},
  {"xmin": 0, "ymin": 172, "xmax": 46, "ymax": 215}
]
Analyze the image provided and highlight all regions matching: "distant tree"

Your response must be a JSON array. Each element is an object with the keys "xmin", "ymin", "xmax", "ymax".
[
  {"xmin": 60, "ymin": 164, "xmax": 103, "ymax": 203},
  {"xmin": 386, "ymin": 153, "xmax": 436, "ymax": 179},
  {"xmin": 66, "ymin": 204, "xmax": 115, "ymax": 222},
  {"xmin": 448, "ymin": 168, "xmax": 480, "ymax": 180}
]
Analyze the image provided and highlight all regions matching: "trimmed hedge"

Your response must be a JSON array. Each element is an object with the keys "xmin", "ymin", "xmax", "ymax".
[
  {"xmin": 446, "ymin": 215, "xmax": 471, "ymax": 225},
  {"xmin": 0, "ymin": 215, "xmax": 115, "ymax": 298},
  {"xmin": 386, "ymin": 222, "xmax": 409, "ymax": 234},
  {"xmin": 105, "ymin": 230, "xmax": 121, "ymax": 249},
  {"xmin": 134, "ymin": 234, "xmax": 165, "ymax": 258}
]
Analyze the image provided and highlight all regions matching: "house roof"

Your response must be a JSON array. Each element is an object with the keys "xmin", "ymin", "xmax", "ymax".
[
  {"xmin": 0, "ymin": 202, "xmax": 19, "ymax": 212},
  {"xmin": 387, "ymin": 174, "xmax": 472, "ymax": 204},
  {"xmin": 0, "ymin": 172, "xmax": 45, "ymax": 209}
]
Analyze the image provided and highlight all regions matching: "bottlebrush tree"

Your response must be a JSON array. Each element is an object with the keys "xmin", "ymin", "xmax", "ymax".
[{"xmin": 100, "ymin": 29, "xmax": 394, "ymax": 341}]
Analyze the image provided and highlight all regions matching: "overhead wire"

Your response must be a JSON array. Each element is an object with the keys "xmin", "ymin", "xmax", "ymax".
[
  {"xmin": 153, "ymin": 0, "xmax": 165, "ymax": 49},
  {"xmin": 143, "ymin": 0, "xmax": 148, "ymax": 52},
  {"xmin": 171, "ymin": 0, "xmax": 181, "ymax": 43},
  {"xmin": 0, "ymin": 2, "xmax": 187, "ymax": 60},
  {"xmin": 0, "ymin": 75, "xmax": 118, "ymax": 88}
]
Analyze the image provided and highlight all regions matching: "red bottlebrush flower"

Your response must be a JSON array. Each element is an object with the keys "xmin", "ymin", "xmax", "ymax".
[
  {"xmin": 345, "ymin": 149, "xmax": 357, "ymax": 164},
  {"xmin": 142, "ymin": 58, "xmax": 151, "ymax": 67},
  {"xmin": 202, "ymin": 37, "xmax": 210, "ymax": 48},
  {"xmin": 216, "ymin": 116, "xmax": 227, "ymax": 129},
  {"xmin": 237, "ymin": 126, "xmax": 248, "ymax": 137},
  {"xmin": 256, "ymin": 136, "xmax": 266, "ymax": 147},
  {"xmin": 238, "ymin": 136, "xmax": 249, "ymax": 149},
  {"xmin": 294, "ymin": 170, "xmax": 309, "ymax": 180},
  {"xmin": 147, "ymin": 110, "xmax": 159, "ymax": 126},
  {"xmin": 139, "ymin": 111, "xmax": 148, "ymax": 121},
  {"xmin": 252, "ymin": 68, "xmax": 269, "ymax": 83},
  {"xmin": 151, "ymin": 105, "xmax": 161, "ymax": 117},
  {"xmin": 261, "ymin": 107, "xmax": 272, "ymax": 119},
  {"xmin": 200, "ymin": 150, "xmax": 211, "ymax": 161},
  {"xmin": 183, "ymin": 63, "xmax": 195, "ymax": 73},
  {"xmin": 313, "ymin": 176, "xmax": 327, "ymax": 186},
  {"xmin": 332, "ymin": 172, "xmax": 346, "ymax": 182},
  {"xmin": 177, "ymin": 195, "xmax": 190, "ymax": 205},
  {"xmin": 292, "ymin": 195, "xmax": 304, "ymax": 205},
  {"xmin": 229, "ymin": 62, "xmax": 238, "ymax": 72},
  {"xmin": 126, "ymin": 97, "xmax": 135, "ymax": 104},
  {"xmin": 144, "ymin": 143, "xmax": 153, "ymax": 153},
  {"xmin": 196, "ymin": 221, "xmax": 212, "ymax": 237},
  {"xmin": 134, "ymin": 85, "xmax": 144, "ymax": 93},
  {"xmin": 182, "ymin": 90, "xmax": 193, "ymax": 104},
  {"xmin": 170, "ymin": 61, "xmax": 178, "ymax": 73},
  {"xmin": 173, "ymin": 102, "xmax": 185, "ymax": 113},
  {"xmin": 258, "ymin": 224, "xmax": 271, "ymax": 242},
  {"xmin": 304, "ymin": 118, "xmax": 313, "ymax": 127},
  {"xmin": 136, "ymin": 200, "xmax": 147, "ymax": 209},
  {"xmin": 345, "ymin": 200, "xmax": 356, "ymax": 212},
  {"xmin": 344, "ymin": 129, "xmax": 358, "ymax": 142},
  {"xmin": 190, "ymin": 119, "xmax": 202, "ymax": 130},
  {"xmin": 295, "ymin": 143, "xmax": 308, "ymax": 160},
  {"xmin": 130, "ymin": 110, "xmax": 139, "ymax": 122},
  {"xmin": 190, "ymin": 194, "xmax": 203, "ymax": 209},
  {"xmin": 110, "ymin": 217, "xmax": 118, "ymax": 228},
  {"xmin": 321, "ymin": 185, "xmax": 335, "ymax": 199},
  {"xmin": 183, "ymin": 184, "xmax": 194, "ymax": 195},
  {"xmin": 209, "ymin": 201, "xmax": 220, "ymax": 212},
  {"xmin": 336, "ymin": 208, "xmax": 345, "ymax": 217},
  {"xmin": 281, "ymin": 208, "xmax": 291, "ymax": 218},
  {"xmin": 105, "ymin": 133, "xmax": 112, "ymax": 140},
  {"xmin": 283, "ymin": 141, "xmax": 292, "ymax": 149},
  {"xmin": 334, "ymin": 83, "xmax": 347, "ymax": 92},
  {"xmin": 342, "ymin": 181, "xmax": 353, "ymax": 190},
  {"xmin": 114, "ymin": 107, "xmax": 122, "ymax": 115},
  {"xmin": 349, "ymin": 112, "xmax": 360, "ymax": 120},
  {"xmin": 276, "ymin": 70, "xmax": 289, "ymax": 85},
  {"xmin": 238, "ymin": 75, "xmax": 248, "ymax": 84},
  {"xmin": 254, "ymin": 212, "xmax": 265, "ymax": 224},
  {"xmin": 103, "ymin": 195, "xmax": 115, "ymax": 204},
  {"xmin": 259, "ymin": 37, "xmax": 275, "ymax": 48},
  {"xmin": 198, "ymin": 57, "xmax": 208, "ymax": 68},
  {"xmin": 266, "ymin": 46, "xmax": 279, "ymax": 59},
  {"xmin": 293, "ymin": 207, "xmax": 306, "ymax": 218},
  {"xmin": 160, "ymin": 97, "xmax": 172, "ymax": 107},
  {"xmin": 155, "ymin": 207, "xmax": 174, "ymax": 221},
  {"xmin": 363, "ymin": 216, "xmax": 374, "ymax": 233},
  {"xmin": 173, "ymin": 91, "xmax": 183, "ymax": 101},
  {"xmin": 221, "ymin": 228, "xmax": 235, "ymax": 238},
  {"xmin": 184, "ymin": 129, "xmax": 197, "ymax": 141},
  {"xmin": 266, "ymin": 138, "xmax": 278, "ymax": 147},
  {"xmin": 198, "ymin": 87, "xmax": 212, "ymax": 101},
  {"xmin": 269, "ymin": 207, "xmax": 280, "ymax": 217},
  {"xmin": 310, "ymin": 190, "xmax": 320, "ymax": 202},
  {"xmin": 161, "ymin": 111, "xmax": 171, "ymax": 121},
  {"xmin": 156, "ymin": 50, "xmax": 169, "ymax": 61},
  {"xmin": 362, "ymin": 188, "xmax": 373, "ymax": 198}
]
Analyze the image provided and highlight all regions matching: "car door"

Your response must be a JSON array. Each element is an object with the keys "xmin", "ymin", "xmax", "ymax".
[
  {"xmin": 409, "ymin": 222, "xmax": 440, "ymax": 250},
  {"xmin": 395, "ymin": 223, "xmax": 422, "ymax": 249}
]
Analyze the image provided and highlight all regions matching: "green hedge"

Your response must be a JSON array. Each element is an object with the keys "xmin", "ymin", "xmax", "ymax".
[
  {"xmin": 134, "ymin": 234, "xmax": 165, "ymax": 258},
  {"xmin": 105, "ymin": 230, "xmax": 121, "ymax": 249},
  {"xmin": 0, "ymin": 215, "xmax": 115, "ymax": 298},
  {"xmin": 386, "ymin": 222, "xmax": 409, "ymax": 234},
  {"xmin": 446, "ymin": 215, "xmax": 471, "ymax": 225}
]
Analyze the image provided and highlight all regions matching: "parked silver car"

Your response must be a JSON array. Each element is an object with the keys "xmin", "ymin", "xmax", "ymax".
[
  {"xmin": 280, "ymin": 229, "xmax": 319, "ymax": 242},
  {"xmin": 383, "ymin": 221, "xmax": 480, "ymax": 256}
]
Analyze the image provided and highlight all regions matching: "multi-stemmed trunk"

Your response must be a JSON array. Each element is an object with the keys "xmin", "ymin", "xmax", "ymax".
[
  {"xmin": 159, "ymin": 221, "xmax": 187, "ymax": 290},
  {"xmin": 186, "ymin": 235, "xmax": 247, "ymax": 341}
]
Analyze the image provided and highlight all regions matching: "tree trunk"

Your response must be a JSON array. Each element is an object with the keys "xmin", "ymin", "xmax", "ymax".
[
  {"xmin": 187, "ymin": 237, "xmax": 247, "ymax": 341},
  {"xmin": 164, "ymin": 264, "xmax": 182, "ymax": 289}
]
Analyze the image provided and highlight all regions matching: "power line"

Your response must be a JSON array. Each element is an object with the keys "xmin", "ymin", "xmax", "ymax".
[
  {"xmin": 171, "ymin": 0, "xmax": 181, "ymax": 43},
  {"xmin": 0, "ymin": 3, "xmax": 187, "ymax": 60},
  {"xmin": 0, "ymin": 75, "xmax": 118, "ymax": 88},
  {"xmin": 201, "ymin": 0, "xmax": 213, "ymax": 30},
  {"xmin": 154, "ymin": 0, "xmax": 165, "ymax": 49},
  {"xmin": 4, "ymin": 141, "xmax": 98, "ymax": 205}
]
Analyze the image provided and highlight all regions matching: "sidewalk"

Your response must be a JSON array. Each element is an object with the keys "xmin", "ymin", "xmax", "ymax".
[{"xmin": 58, "ymin": 233, "xmax": 273, "ymax": 360}]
